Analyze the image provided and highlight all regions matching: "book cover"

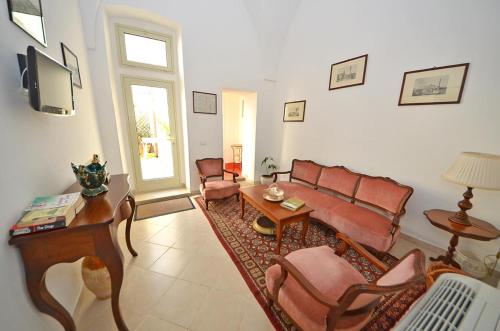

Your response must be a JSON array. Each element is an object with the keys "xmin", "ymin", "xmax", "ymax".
[
  {"xmin": 280, "ymin": 197, "xmax": 305, "ymax": 211},
  {"xmin": 10, "ymin": 198, "xmax": 85, "ymax": 236},
  {"xmin": 10, "ymin": 219, "xmax": 67, "ymax": 236},
  {"xmin": 25, "ymin": 193, "xmax": 82, "ymax": 211}
]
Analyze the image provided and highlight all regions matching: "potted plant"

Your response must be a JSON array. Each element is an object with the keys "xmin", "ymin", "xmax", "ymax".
[{"xmin": 260, "ymin": 156, "xmax": 278, "ymax": 184}]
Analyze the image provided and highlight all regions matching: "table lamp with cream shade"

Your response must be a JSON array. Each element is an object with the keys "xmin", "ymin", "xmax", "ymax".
[{"xmin": 443, "ymin": 152, "xmax": 500, "ymax": 226}]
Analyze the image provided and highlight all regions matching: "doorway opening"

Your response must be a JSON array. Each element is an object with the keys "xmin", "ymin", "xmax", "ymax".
[
  {"xmin": 123, "ymin": 77, "xmax": 181, "ymax": 192},
  {"xmin": 222, "ymin": 90, "xmax": 257, "ymax": 183}
]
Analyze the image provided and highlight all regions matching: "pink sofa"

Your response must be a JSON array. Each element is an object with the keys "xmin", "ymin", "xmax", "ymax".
[{"xmin": 271, "ymin": 160, "xmax": 413, "ymax": 252}]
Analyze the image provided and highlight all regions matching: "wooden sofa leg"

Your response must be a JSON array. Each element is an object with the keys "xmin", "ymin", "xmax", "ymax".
[
  {"xmin": 236, "ymin": 193, "xmax": 240, "ymax": 202},
  {"xmin": 205, "ymin": 200, "xmax": 209, "ymax": 210}
]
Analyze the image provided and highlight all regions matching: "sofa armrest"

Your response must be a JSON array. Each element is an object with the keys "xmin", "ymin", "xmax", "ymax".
[
  {"xmin": 335, "ymin": 233, "xmax": 389, "ymax": 272},
  {"xmin": 271, "ymin": 255, "xmax": 338, "ymax": 307},
  {"xmin": 270, "ymin": 171, "xmax": 291, "ymax": 183}
]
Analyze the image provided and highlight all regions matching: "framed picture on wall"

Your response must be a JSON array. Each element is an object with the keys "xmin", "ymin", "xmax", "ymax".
[
  {"xmin": 398, "ymin": 63, "xmax": 469, "ymax": 106},
  {"xmin": 61, "ymin": 43, "xmax": 82, "ymax": 88},
  {"xmin": 329, "ymin": 54, "xmax": 368, "ymax": 90},
  {"xmin": 7, "ymin": 0, "xmax": 47, "ymax": 47},
  {"xmin": 193, "ymin": 91, "xmax": 217, "ymax": 114},
  {"xmin": 283, "ymin": 100, "xmax": 306, "ymax": 122}
]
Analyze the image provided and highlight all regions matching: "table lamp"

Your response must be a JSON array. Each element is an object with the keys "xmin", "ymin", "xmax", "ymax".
[{"xmin": 442, "ymin": 152, "xmax": 500, "ymax": 226}]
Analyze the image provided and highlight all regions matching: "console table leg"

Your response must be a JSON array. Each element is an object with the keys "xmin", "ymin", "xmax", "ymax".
[
  {"xmin": 125, "ymin": 195, "xmax": 138, "ymax": 257},
  {"xmin": 25, "ymin": 269, "xmax": 76, "ymax": 331},
  {"xmin": 96, "ymin": 229, "xmax": 129, "ymax": 331}
]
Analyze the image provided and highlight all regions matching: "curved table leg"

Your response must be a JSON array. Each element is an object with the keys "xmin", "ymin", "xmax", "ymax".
[
  {"xmin": 96, "ymin": 227, "xmax": 129, "ymax": 331},
  {"xmin": 25, "ymin": 268, "xmax": 76, "ymax": 331},
  {"xmin": 125, "ymin": 195, "xmax": 138, "ymax": 257}
]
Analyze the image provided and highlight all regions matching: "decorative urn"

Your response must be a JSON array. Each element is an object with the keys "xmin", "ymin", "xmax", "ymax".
[{"xmin": 71, "ymin": 154, "xmax": 109, "ymax": 197}]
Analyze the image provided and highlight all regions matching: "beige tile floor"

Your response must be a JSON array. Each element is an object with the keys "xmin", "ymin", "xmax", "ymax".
[{"xmin": 74, "ymin": 196, "xmax": 446, "ymax": 331}]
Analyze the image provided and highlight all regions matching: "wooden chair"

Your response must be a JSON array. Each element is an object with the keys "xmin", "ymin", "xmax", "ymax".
[
  {"xmin": 265, "ymin": 233, "xmax": 425, "ymax": 331},
  {"xmin": 195, "ymin": 158, "xmax": 240, "ymax": 210}
]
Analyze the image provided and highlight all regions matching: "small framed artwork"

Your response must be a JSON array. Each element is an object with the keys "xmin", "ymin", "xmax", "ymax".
[
  {"xmin": 283, "ymin": 100, "xmax": 306, "ymax": 122},
  {"xmin": 398, "ymin": 63, "xmax": 469, "ymax": 106},
  {"xmin": 61, "ymin": 43, "xmax": 82, "ymax": 88},
  {"xmin": 329, "ymin": 54, "xmax": 368, "ymax": 90},
  {"xmin": 193, "ymin": 91, "xmax": 217, "ymax": 114},
  {"xmin": 7, "ymin": 0, "xmax": 47, "ymax": 47}
]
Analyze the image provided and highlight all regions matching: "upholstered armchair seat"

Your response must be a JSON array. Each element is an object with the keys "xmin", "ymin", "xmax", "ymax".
[
  {"xmin": 266, "ymin": 246, "xmax": 371, "ymax": 331},
  {"xmin": 265, "ymin": 233, "xmax": 425, "ymax": 331},
  {"xmin": 200, "ymin": 180, "xmax": 240, "ymax": 201},
  {"xmin": 196, "ymin": 158, "xmax": 240, "ymax": 209}
]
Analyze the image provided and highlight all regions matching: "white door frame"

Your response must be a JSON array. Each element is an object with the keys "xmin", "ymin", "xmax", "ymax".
[{"xmin": 122, "ymin": 75, "xmax": 181, "ymax": 192}]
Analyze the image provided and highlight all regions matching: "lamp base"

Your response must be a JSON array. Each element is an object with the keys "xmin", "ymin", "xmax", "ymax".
[
  {"xmin": 448, "ymin": 187, "xmax": 473, "ymax": 226},
  {"xmin": 448, "ymin": 213, "xmax": 472, "ymax": 226}
]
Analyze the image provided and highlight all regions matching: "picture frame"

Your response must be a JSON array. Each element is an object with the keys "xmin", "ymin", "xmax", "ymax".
[
  {"xmin": 61, "ymin": 43, "xmax": 82, "ymax": 88},
  {"xmin": 7, "ymin": 0, "xmax": 47, "ymax": 47},
  {"xmin": 398, "ymin": 63, "xmax": 469, "ymax": 106},
  {"xmin": 329, "ymin": 54, "xmax": 368, "ymax": 90},
  {"xmin": 283, "ymin": 100, "xmax": 306, "ymax": 122},
  {"xmin": 193, "ymin": 91, "xmax": 217, "ymax": 115}
]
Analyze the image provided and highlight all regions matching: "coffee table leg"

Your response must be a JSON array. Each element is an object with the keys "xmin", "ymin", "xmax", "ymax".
[
  {"xmin": 301, "ymin": 217, "xmax": 309, "ymax": 246},
  {"xmin": 240, "ymin": 196, "xmax": 245, "ymax": 219},
  {"xmin": 275, "ymin": 223, "xmax": 284, "ymax": 254}
]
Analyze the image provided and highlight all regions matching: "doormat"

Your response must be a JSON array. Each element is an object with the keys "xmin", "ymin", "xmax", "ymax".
[{"xmin": 135, "ymin": 197, "xmax": 195, "ymax": 220}]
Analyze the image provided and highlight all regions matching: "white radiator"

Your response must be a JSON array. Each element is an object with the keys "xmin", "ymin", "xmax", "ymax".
[{"xmin": 394, "ymin": 273, "xmax": 500, "ymax": 331}]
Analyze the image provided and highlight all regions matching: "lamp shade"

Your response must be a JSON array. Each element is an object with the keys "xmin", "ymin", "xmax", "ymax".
[{"xmin": 443, "ymin": 152, "xmax": 500, "ymax": 190}]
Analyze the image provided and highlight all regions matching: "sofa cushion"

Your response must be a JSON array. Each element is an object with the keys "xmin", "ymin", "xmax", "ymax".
[
  {"xmin": 354, "ymin": 176, "xmax": 412, "ymax": 214},
  {"xmin": 200, "ymin": 180, "xmax": 240, "ymax": 200},
  {"xmin": 276, "ymin": 182, "xmax": 345, "ymax": 220},
  {"xmin": 317, "ymin": 166, "xmax": 361, "ymax": 198},
  {"xmin": 325, "ymin": 203, "xmax": 397, "ymax": 252},
  {"xmin": 291, "ymin": 160, "xmax": 322, "ymax": 186},
  {"xmin": 266, "ymin": 246, "xmax": 372, "ymax": 331}
]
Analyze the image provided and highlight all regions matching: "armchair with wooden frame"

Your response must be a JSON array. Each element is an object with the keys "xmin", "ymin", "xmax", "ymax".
[
  {"xmin": 265, "ymin": 233, "xmax": 425, "ymax": 331},
  {"xmin": 195, "ymin": 158, "xmax": 240, "ymax": 210}
]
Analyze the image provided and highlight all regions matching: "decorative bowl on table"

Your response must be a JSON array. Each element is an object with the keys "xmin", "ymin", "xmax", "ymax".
[
  {"xmin": 263, "ymin": 183, "xmax": 284, "ymax": 202},
  {"xmin": 71, "ymin": 154, "xmax": 109, "ymax": 197}
]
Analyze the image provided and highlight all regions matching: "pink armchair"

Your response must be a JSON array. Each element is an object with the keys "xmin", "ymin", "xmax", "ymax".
[
  {"xmin": 195, "ymin": 158, "xmax": 240, "ymax": 210},
  {"xmin": 265, "ymin": 233, "xmax": 425, "ymax": 331}
]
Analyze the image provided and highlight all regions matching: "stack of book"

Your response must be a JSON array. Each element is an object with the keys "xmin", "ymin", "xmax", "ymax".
[
  {"xmin": 10, "ymin": 193, "xmax": 85, "ymax": 236},
  {"xmin": 280, "ymin": 197, "xmax": 305, "ymax": 211}
]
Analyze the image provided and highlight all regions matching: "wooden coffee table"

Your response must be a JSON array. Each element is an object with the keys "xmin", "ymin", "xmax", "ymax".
[{"xmin": 239, "ymin": 185, "xmax": 313, "ymax": 254}]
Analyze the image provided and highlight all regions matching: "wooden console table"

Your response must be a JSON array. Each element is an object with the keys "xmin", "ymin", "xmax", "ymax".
[{"xmin": 9, "ymin": 174, "xmax": 137, "ymax": 331}]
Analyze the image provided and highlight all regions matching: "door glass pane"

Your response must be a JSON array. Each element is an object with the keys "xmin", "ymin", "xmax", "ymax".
[
  {"xmin": 131, "ymin": 85, "xmax": 174, "ymax": 180},
  {"xmin": 124, "ymin": 33, "xmax": 168, "ymax": 67}
]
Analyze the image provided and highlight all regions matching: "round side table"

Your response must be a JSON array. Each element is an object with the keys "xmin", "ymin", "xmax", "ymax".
[{"xmin": 423, "ymin": 209, "xmax": 500, "ymax": 269}]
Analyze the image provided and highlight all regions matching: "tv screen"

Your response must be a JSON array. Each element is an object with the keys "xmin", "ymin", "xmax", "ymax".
[{"xmin": 27, "ymin": 46, "xmax": 74, "ymax": 116}]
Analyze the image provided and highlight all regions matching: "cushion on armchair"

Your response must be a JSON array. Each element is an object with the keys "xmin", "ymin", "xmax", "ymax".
[
  {"xmin": 266, "ymin": 246, "xmax": 374, "ymax": 331},
  {"xmin": 200, "ymin": 180, "xmax": 240, "ymax": 200}
]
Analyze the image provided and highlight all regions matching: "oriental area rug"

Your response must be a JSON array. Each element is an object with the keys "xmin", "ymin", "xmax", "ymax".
[{"xmin": 195, "ymin": 197, "xmax": 426, "ymax": 331}]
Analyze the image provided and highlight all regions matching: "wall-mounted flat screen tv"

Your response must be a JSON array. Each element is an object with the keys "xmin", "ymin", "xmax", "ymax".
[{"xmin": 27, "ymin": 46, "xmax": 75, "ymax": 116}]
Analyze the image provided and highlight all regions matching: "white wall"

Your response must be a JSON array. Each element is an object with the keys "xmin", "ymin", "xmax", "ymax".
[
  {"xmin": 0, "ymin": 0, "xmax": 103, "ymax": 329},
  {"xmin": 241, "ymin": 92, "xmax": 257, "ymax": 182},
  {"xmin": 274, "ymin": 0, "xmax": 500, "ymax": 259},
  {"xmin": 79, "ymin": 0, "xmax": 282, "ymax": 192},
  {"xmin": 222, "ymin": 91, "xmax": 242, "ymax": 163}
]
